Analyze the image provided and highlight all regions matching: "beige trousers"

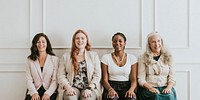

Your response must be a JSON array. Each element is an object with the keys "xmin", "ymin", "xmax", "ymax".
[{"xmin": 63, "ymin": 87, "xmax": 97, "ymax": 100}]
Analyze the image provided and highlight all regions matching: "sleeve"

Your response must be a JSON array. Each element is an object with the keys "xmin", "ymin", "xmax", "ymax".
[
  {"xmin": 168, "ymin": 64, "xmax": 176, "ymax": 85},
  {"xmin": 90, "ymin": 52, "xmax": 101, "ymax": 88},
  {"xmin": 57, "ymin": 54, "xmax": 70, "ymax": 89},
  {"xmin": 130, "ymin": 54, "xmax": 137, "ymax": 65},
  {"xmin": 137, "ymin": 55, "xmax": 147, "ymax": 86},
  {"xmin": 45, "ymin": 57, "xmax": 59, "ymax": 96},
  {"xmin": 101, "ymin": 54, "xmax": 108, "ymax": 65},
  {"xmin": 26, "ymin": 59, "xmax": 38, "ymax": 96}
]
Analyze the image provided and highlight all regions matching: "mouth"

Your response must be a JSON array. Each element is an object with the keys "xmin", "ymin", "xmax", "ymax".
[
  {"xmin": 78, "ymin": 43, "xmax": 83, "ymax": 46},
  {"xmin": 114, "ymin": 45, "xmax": 123, "ymax": 49}
]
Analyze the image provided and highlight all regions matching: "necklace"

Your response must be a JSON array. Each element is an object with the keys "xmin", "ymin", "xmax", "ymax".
[{"xmin": 113, "ymin": 52, "xmax": 125, "ymax": 64}]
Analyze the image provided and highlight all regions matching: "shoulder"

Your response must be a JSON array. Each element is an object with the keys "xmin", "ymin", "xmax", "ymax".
[
  {"xmin": 87, "ymin": 51, "xmax": 98, "ymax": 55},
  {"xmin": 50, "ymin": 55, "xmax": 59, "ymax": 60},
  {"xmin": 127, "ymin": 53, "xmax": 137, "ymax": 64},
  {"xmin": 50, "ymin": 55, "xmax": 60, "ymax": 64},
  {"xmin": 101, "ymin": 53, "xmax": 111, "ymax": 59},
  {"xmin": 137, "ymin": 54, "xmax": 147, "ymax": 63},
  {"xmin": 86, "ymin": 51, "xmax": 100, "ymax": 60},
  {"xmin": 127, "ymin": 53, "xmax": 137, "ymax": 59},
  {"xmin": 62, "ymin": 52, "xmax": 70, "ymax": 58},
  {"xmin": 26, "ymin": 58, "xmax": 35, "ymax": 63}
]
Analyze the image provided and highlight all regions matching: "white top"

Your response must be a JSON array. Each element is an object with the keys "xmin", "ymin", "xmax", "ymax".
[{"xmin": 101, "ymin": 53, "xmax": 137, "ymax": 81}]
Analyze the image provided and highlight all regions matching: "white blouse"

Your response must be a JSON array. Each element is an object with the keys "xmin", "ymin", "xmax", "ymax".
[{"xmin": 101, "ymin": 53, "xmax": 137, "ymax": 81}]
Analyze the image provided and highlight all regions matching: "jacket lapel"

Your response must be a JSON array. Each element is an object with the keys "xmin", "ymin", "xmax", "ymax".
[
  {"xmin": 34, "ymin": 59, "xmax": 43, "ymax": 80},
  {"xmin": 85, "ymin": 51, "xmax": 93, "ymax": 81},
  {"xmin": 42, "ymin": 54, "xmax": 50, "ymax": 78}
]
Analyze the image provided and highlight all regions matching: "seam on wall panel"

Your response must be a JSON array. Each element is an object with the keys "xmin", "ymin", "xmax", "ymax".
[
  {"xmin": 0, "ymin": 70, "xmax": 25, "ymax": 72},
  {"xmin": 42, "ymin": 0, "xmax": 143, "ymax": 49},
  {"xmin": 0, "ymin": 0, "xmax": 31, "ymax": 49},
  {"xmin": 154, "ymin": 0, "xmax": 190, "ymax": 49},
  {"xmin": 176, "ymin": 70, "xmax": 191, "ymax": 100}
]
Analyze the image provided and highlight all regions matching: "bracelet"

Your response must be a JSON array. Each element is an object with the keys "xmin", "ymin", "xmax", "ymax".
[
  {"xmin": 85, "ymin": 86, "xmax": 92, "ymax": 91},
  {"xmin": 108, "ymin": 87, "xmax": 113, "ymax": 92}
]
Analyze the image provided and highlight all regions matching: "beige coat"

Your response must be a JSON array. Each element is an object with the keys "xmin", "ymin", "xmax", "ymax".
[
  {"xmin": 57, "ymin": 51, "xmax": 102, "ymax": 100},
  {"xmin": 138, "ymin": 54, "xmax": 176, "ymax": 87},
  {"xmin": 26, "ymin": 54, "xmax": 59, "ymax": 96}
]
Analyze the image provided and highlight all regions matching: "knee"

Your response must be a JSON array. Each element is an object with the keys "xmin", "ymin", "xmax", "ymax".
[{"xmin": 63, "ymin": 94, "xmax": 78, "ymax": 100}]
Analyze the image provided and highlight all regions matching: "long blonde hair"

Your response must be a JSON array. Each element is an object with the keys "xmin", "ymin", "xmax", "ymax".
[
  {"xmin": 143, "ymin": 32, "xmax": 173, "ymax": 66},
  {"xmin": 71, "ymin": 29, "xmax": 91, "ymax": 75}
]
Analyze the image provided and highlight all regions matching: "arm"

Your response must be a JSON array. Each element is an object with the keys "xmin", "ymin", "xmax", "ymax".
[
  {"xmin": 101, "ymin": 63, "xmax": 112, "ymax": 91},
  {"xmin": 137, "ymin": 56, "xmax": 147, "ymax": 87},
  {"xmin": 57, "ymin": 54, "xmax": 70, "ymax": 89},
  {"xmin": 57, "ymin": 54, "xmax": 77, "ymax": 96},
  {"xmin": 89, "ymin": 52, "xmax": 101, "ymax": 90},
  {"xmin": 162, "ymin": 64, "xmax": 176, "ymax": 93},
  {"xmin": 167, "ymin": 64, "xmax": 176, "ymax": 86},
  {"xmin": 101, "ymin": 62, "xmax": 118, "ymax": 98},
  {"xmin": 129, "ymin": 63, "xmax": 138, "ymax": 92},
  {"xmin": 138, "ymin": 56, "xmax": 160, "ymax": 94},
  {"xmin": 45, "ymin": 57, "xmax": 59, "ymax": 96},
  {"xmin": 26, "ymin": 59, "xmax": 38, "ymax": 96},
  {"xmin": 125, "ymin": 63, "xmax": 137, "ymax": 98}
]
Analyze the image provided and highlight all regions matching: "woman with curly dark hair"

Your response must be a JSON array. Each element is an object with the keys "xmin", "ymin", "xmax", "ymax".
[{"xmin": 25, "ymin": 33, "xmax": 59, "ymax": 100}]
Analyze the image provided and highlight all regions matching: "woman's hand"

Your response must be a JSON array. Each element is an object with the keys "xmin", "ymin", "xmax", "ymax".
[
  {"xmin": 42, "ymin": 93, "xmax": 50, "ymax": 100},
  {"xmin": 125, "ymin": 89, "xmax": 136, "ymax": 99},
  {"xmin": 82, "ymin": 89, "xmax": 92, "ymax": 98},
  {"xmin": 162, "ymin": 87, "xmax": 172, "ymax": 94},
  {"xmin": 64, "ymin": 85, "xmax": 76, "ymax": 96},
  {"xmin": 31, "ymin": 93, "xmax": 40, "ymax": 100},
  {"xmin": 148, "ymin": 87, "xmax": 160, "ymax": 94},
  {"xmin": 107, "ymin": 88, "xmax": 119, "ymax": 99}
]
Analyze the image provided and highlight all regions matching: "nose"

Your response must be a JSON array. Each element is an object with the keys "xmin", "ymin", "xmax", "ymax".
[
  {"xmin": 38, "ymin": 42, "xmax": 42, "ymax": 45},
  {"xmin": 116, "ymin": 41, "xmax": 120, "ymax": 45},
  {"xmin": 155, "ymin": 42, "xmax": 160, "ymax": 47}
]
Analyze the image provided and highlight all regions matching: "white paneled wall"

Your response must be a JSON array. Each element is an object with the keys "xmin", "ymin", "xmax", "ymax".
[
  {"xmin": 42, "ymin": 0, "xmax": 141, "ymax": 48},
  {"xmin": 0, "ymin": 0, "xmax": 200, "ymax": 100}
]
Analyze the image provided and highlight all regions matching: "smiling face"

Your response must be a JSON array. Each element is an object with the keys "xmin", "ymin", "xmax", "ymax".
[
  {"xmin": 112, "ymin": 35, "xmax": 126, "ymax": 51},
  {"xmin": 36, "ymin": 36, "xmax": 47, "ymax": 53},
  {"xmin": 75, "ymin": 32, "xmax": 87, "ymax": 49},
  {"xmin": 148, "ymin": 35, "xmax": 162, "ymax": 54}
]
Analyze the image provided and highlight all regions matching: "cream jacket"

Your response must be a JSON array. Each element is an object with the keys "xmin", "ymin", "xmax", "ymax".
[
  {"xmin": 57, "ymin": 51, "xmax": 102, "ymax": 100},
  {"xmin": 138, "ymin": 54, "xmax": 176, "ymax": 87},
  {"xmin": 26, "ymin": 54, "xmax": 59, "ymax": 96}
]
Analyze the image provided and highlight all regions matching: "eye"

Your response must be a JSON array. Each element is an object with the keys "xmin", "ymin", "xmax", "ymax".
[
  {"xmin": 113, "ymin": 40, "xmax": 117, "ymax": 43},
  {"xmin": 81, "ymin": 37, "xmax": 85, "ymax": 40},
  {"xmin": 75, "ymin": 37, "xmax": 79, "ymax": 40}
]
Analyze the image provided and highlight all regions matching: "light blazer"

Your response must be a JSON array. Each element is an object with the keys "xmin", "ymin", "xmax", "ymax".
[
  {"xmin": 26, "ymin": 54, "xmax": 59, "ymax": 96},
  {"xmin": 138, "ymin": 54, "xmax": 176, "ymax": 87},
  {"xmin": 57, "ymin": 51, "xmax": 102, "ymax": 100}
]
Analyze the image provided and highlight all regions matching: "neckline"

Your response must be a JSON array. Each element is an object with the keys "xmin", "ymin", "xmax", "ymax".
[
  {"xmin": 113, "ymin": 52, "xmax": 125, "ymax": 63},
  {"xmin": 111, "ymin": 53, "xmax": 127, "ymax": 67}
]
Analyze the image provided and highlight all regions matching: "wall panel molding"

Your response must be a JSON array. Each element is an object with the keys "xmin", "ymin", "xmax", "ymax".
[
  {"xmin": 41, "ymin": 0, "xmax": 142, "ymax": 48},
  {"xmin": 0, "ymin": 0, "xmax": 30, "ymax": 48},
  {"xmin": 175, "ymin": 70, "xmax": 190, "ymax": 100},
  {"xmin": 155, "ymin": 0, "xmax": 190, "ymax": 49}
]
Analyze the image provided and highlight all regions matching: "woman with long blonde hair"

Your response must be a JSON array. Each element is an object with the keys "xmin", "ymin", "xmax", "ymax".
[{"xmin": 137, "ymin": 32, "xmax": 177, "ymax": 100}]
